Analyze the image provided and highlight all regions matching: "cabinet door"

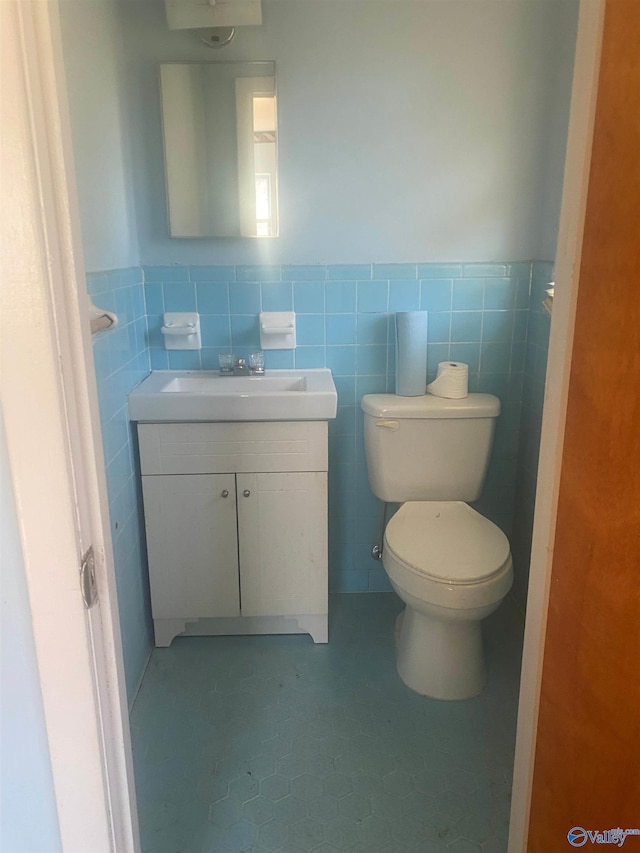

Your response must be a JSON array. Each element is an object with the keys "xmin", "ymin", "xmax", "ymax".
[
  {"xmin": 237, "ymin": 472, "xmax": 328, "ymax": 617},
  {"xmin": 141, "ymin": 474, "xmax": 240, "ymax": 619}
]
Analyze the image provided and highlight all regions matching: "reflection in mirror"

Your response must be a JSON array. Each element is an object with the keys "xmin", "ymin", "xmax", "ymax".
[{"xmin": 159, "ymin": 61, "xmax": 278, "ymax": 238}]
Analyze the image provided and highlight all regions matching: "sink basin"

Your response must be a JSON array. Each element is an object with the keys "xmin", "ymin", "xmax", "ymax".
[
  {"xmin": 128, "ymin": 369, "xmax": 337, "ymax": 422},
  {"xmin": 164, "ymin": 375, "xmax": 306, "ymax": 393}
]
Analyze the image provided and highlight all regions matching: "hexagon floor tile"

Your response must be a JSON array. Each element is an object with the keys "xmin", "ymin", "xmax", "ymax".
[{"xmin": 130, "ymin": 593, "xmax": 523, "ymax": 852}]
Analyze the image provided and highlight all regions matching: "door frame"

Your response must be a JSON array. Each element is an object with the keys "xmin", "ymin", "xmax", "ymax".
[
  {"xmin": 508, "ymin": 2, "xmax": 606, "ymax": 849},
  {"xmin": 1, "ymin": 1, "xmax": 139, "ymax": 848}
]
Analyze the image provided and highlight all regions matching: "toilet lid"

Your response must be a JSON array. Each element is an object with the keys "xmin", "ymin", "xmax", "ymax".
[{"xmin": 384, "ymin": 502, "xmax": 511, "ymax": 584}]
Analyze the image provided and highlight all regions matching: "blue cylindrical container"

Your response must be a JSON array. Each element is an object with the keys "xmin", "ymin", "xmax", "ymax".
[{"xmin": 395, "ymin": 311, "xmax": 428, "ymax": 396}]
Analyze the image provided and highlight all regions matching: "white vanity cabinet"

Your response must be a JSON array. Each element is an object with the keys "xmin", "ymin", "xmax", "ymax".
[{"xmin": 138, "ymin": 421, "xmax": 328, "ymax": 646}]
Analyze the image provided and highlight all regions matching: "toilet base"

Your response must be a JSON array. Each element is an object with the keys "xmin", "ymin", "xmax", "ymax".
[{"xmin": 394, "ymin": 607, "xmax": 486, "ymax": 700}]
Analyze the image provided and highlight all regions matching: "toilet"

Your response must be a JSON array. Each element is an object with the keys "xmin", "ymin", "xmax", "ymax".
[{"xmin": 361, "ymin": 393, "xmax": 513, "ymax": 700}]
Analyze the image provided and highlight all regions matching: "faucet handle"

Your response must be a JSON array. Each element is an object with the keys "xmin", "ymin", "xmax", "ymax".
[
  {"xmin": 218, "ymin": 353, "xmax": 234, "ymax": 374},
  {"xmin": 249, "ymin": 351, "xmax": 265, "ymax": 374}
]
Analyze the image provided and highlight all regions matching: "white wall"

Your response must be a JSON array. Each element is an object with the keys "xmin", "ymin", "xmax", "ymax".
[
  {"xmin": 536, "ymin": 2, "xmax": 582, "ymax": 258},
  {"xmin": 119, "ymin": 0, "xmax": 578, "ymax": 266},
  {"xmin": 0, "ymin": 415, "xmax": 62, "ymax": 853},
  {"xmin": 59, "ymin": 0, "xmax": 139, "ymax": 271}
]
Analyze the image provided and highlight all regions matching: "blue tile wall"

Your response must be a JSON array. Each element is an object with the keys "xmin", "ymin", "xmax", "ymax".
[
  {"xmin": 511, "ymin": 261, "xmax": 553, "ymax": 609},
  {"xmin": 87, "ymin": 269, "xmax": 152, "ymax": 704},
  {"xmin": 142, "ymin": 262, "xmax": 535, "ymax": 594}
]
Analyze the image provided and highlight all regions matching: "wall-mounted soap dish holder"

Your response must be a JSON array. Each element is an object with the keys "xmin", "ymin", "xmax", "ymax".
[
  {"xmin": 161, "ymin": 312, "xmax": 201, "ymax": 350},
  {"xmin": 259, "ymin": 311, "xmax": 296, "ymax": 350}
]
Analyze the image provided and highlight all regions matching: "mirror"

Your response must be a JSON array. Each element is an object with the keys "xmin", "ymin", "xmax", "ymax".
[{"xmin": 159, "ymin": 61, "xmax": 278, "ymax": 238}]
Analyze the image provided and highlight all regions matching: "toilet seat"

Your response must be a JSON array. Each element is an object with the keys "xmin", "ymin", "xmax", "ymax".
[{"xmin": 384, "ymin": 501, "xmax": 511, "ymax": 585}]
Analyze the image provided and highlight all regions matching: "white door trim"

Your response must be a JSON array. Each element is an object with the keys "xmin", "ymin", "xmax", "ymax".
[
  {"xmin": 1, "ymin": 1, "xmax": 138, "ymax": 849},
  {"xmin": 508, "ymin": 2, "xmax": 606, "ymax": 849}
]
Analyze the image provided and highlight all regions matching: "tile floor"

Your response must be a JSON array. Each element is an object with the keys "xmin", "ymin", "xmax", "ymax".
[{"xmin": 130, "ymin": 593, "xmax": 524, "ymax": 853}]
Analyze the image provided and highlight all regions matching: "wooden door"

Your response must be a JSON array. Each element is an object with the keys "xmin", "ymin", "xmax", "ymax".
[
  {"xmin": 142, "ymin": 474, "xmax": 240, "ymax": 621},
  {"xmin": 526, "ymin": 1, "xmax": 640, "ymax": 848},
  {"xmin": 237, "ymin": 472, "xmax": 328, "ymax": 617}
]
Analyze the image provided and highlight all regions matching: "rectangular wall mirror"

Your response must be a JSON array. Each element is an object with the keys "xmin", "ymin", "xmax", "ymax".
[{"xmin": 159, "ymin": 61, "xmax": 278, "ymax": 238}]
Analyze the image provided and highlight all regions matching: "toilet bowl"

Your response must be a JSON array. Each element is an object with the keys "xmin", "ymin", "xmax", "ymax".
[
  {"xmin": 361, "ymin": 391, "xmax": 512, "ymax": 699},
  {"xmin": 383, "ymin": 501, "xmax": 513, "ymax": 700}
]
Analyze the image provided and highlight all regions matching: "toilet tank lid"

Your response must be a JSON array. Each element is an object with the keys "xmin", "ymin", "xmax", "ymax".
[{"xmin": 361, "ymin": 393, "xmax": 500, "ymax": 419}]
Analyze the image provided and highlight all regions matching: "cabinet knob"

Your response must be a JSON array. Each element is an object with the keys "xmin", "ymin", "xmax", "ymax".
[
  {"xmin": 221, "ymin": 490, "xmax": 229, "ymax": 498},
  {"xmin": 243, "ymin": 489, "xmax": 251, "ymax": 497}
]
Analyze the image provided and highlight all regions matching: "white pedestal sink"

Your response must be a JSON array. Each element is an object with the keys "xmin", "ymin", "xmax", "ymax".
[{"xmin": 127, "ymin": 369, "xmax": 337, "ymax": 422}]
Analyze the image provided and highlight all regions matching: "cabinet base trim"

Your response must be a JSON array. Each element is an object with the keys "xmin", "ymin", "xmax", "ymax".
[{"xmin": 153, "ymin": 614, "xmax": 328, "ymax": 647}]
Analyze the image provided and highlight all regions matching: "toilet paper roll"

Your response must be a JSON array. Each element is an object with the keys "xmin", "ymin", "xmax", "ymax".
[
  {"xmin": 395, "ymin": 311, "xmax": 429, "ymax": 397},
  {"xmin": 427, "ymin": 361, "xmax": 469, "ymax": 399}
]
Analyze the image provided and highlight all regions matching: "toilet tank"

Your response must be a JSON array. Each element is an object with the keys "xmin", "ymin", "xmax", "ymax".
[{"xmin": 362, "ymin": 393, "xmax": 500, "ymax": 502}]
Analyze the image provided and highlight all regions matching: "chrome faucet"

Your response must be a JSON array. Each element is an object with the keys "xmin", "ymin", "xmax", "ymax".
[
  {"xmin": 232, "ymin": 358, "xmax": 250, "ymax": 376},
  {"xmin": 219, "ymin": 355, "xmax": 264, "ymax": 376}
]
